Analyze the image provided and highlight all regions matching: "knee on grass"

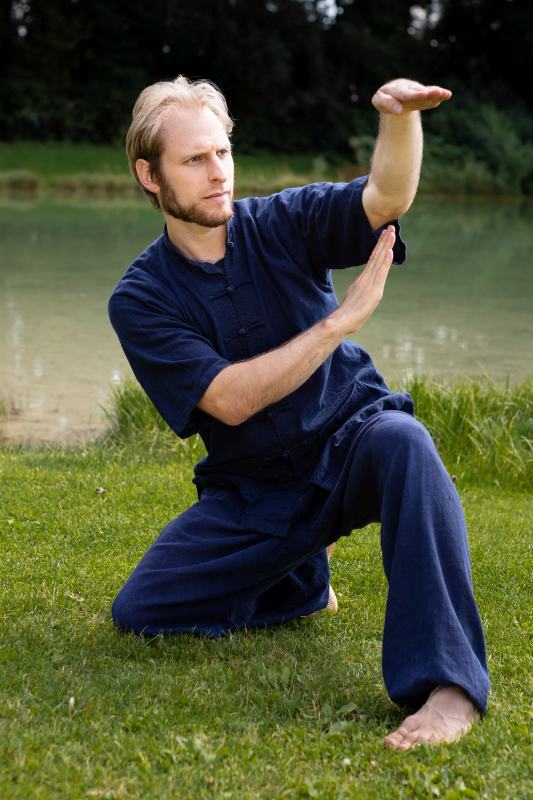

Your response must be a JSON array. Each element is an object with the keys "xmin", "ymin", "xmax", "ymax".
[{"xmin": 111, "ymin": 590, "xmax": 150, "ymax": 635}]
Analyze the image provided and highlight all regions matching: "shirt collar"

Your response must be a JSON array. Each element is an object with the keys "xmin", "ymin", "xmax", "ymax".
[{"xmin": 162, "ymin": 216, "xmax": 235, "ymax": 275}]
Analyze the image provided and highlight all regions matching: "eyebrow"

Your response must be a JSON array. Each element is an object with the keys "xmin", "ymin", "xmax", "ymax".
[{"xmin": 181, "ymin": 144, "xmax": 232, "ymax": 161}]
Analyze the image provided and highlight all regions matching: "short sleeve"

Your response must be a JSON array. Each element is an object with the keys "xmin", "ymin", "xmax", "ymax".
[
  {"xmin": 108, "ymin": 294, "xmax": 231, "ymax": 439},
  {"xmin": 264, "ymin": 175, "xmax": 406, "ymax": 279}
]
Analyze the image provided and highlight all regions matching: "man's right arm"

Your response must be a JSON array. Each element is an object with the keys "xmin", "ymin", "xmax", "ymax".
[{"xmin": 198, "ymin": 226, "xmax": 395, "ymax": 426}]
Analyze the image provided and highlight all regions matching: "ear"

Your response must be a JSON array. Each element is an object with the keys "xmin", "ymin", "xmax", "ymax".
[{"xmin": 135, "ymin": 158, "xmax": 160, "ymax": 194}]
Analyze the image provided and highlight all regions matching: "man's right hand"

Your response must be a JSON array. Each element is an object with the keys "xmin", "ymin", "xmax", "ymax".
[{"xmin": 329, "ymin": 225, "xmax": 396, "ymax": 336}]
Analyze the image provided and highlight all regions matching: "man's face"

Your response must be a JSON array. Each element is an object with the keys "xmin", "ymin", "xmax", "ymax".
[{"xmin": 154, "ymin": 105, "xmax": 234, "ymax": 228}]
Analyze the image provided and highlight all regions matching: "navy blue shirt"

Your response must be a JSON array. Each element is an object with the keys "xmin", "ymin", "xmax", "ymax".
[{"xmin": 109, "ymin": 176, "xmax": 414, "ymax": 528}]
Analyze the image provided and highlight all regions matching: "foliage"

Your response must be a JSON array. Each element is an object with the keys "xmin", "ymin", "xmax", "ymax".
[
  {"xmin": 348, "ymin": 101, "xmax": 533, "ymax": 196},
  {"xmin": 420, "ymin": 102, "xmax": 533, "ymax": 196},
  {"xmin": 0, "ymin": 0, "xmax": 530, "ymax": 160}
]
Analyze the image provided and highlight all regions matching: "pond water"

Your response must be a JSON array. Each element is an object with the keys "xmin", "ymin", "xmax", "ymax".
[{"xmin": 1, "ymin": 196, "xmax": 532, "ymax": 444}]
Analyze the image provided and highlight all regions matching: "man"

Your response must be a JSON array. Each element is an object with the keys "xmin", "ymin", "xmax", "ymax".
[{"xmin": 108, "ymin": 75, "xmax": 489, "ymax": 750}]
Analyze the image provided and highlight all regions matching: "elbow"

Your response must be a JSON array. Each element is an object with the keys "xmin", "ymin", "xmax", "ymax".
[
  {"xmin": 372, "ymin": 203, "xmax": 411, "ymax": 230},
  {"xmin": 387, "ymin": 205, "xmax": 409, "ymax": 220},
  {"xmin": 388, "ymin": 200, "xmax": 413, "ymax": 219},
  {"xmin": 363, "ymin": 179, "xmax": 413, "ymax": 229},
  {"xmin": 376, "ymin": 198, "xmax": 412, "ymax": 222},
  {"xmin": 222, "ymin": 410, "xmax": 248, "ymax": 427},
  {"xmin": 214, "ymin": 396, "xmax": 250, "ymax": 427},
  {"xmin": 198, "ymin": 370, "xmax": 251, "ymax": 426}
]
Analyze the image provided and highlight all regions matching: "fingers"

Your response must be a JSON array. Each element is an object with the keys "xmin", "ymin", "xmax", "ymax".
[
  {"xmin": 363, "ymin": 226, "xmax": 395, "ymax": 284},
  {"xmin": 372, "ymin": 89, "xmax": 404, "ymax": 114},
  {"xmin": 374, "ymin": 243, "xmax": 394, "ymax": 280},
  {"xmin": 373, "ymin": 81, "xmax": 453, "ymax": 113},
  {"xmin": 342, "ymin": 226, "xmax": 395, "ymax": 331},
  {"xmin": 425, "ymin": 85, "xmax": 453, "ymax": 99},
  {"xmin": 383, "ymin": 87, "xmax": 429, "ymax": 104},
  {"xmin": 367, "ymin": 225, "xmax": 395, "ymax": 266}
]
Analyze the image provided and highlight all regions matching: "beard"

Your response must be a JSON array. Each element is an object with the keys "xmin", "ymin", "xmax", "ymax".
[{"xmin": 157, "ymin": 171, "xmax": 234, "ymax": 228}]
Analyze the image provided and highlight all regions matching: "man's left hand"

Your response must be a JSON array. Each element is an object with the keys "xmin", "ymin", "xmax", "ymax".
[{"xmin": 372, "ymin": 79, "xmax": 452, "ymax": 115}]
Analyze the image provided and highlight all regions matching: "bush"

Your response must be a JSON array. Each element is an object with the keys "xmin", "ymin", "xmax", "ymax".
[
  {"xmin": 346, "ymin": 102, "xmax": 533, "ymax": 197},
  {"xmin": 420, "ymin": 102, "xmax": 533, "ymax": 196}
]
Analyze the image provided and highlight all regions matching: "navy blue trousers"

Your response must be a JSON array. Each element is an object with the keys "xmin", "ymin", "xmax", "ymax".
[{"xmin": 112, "ymin": 411, "xmax": 490, "ymax": 713}]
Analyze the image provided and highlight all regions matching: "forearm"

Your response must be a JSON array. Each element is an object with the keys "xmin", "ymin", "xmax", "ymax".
[
  {"xmin": 200, "ymin": 314, "xmax": 346, "ymax": 426},
  {"xmin": 201, "ymin": 226, "xmax": 396, "ymax": 426},
  {"xmin": 366, "ymin": 111, "xmax": 423, "ymax": 219}
]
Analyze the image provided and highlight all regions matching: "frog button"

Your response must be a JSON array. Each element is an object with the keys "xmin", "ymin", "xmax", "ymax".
[
  {"xmin": 226, "ymin": 285, "xmax": 235, "ymax": 295},
  {"xmin": 238, "ymin": 327, "xmax": 246, "ymax": 336},
  {"xmin": 282, "ymin": 450, "xmax": 290, "ymax": 461}
]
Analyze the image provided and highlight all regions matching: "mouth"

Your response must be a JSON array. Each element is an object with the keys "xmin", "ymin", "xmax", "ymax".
[{"xmin": 204, "ymin": 191, "xmax": 229, "ymax": 200}]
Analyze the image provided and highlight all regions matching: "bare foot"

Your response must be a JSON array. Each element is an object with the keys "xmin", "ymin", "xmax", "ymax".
[
  {"xmin": 303, "ymin": 544, "xmax": 338, "ymax": 618},
  {"xmin": 326, "ymin": 585, "xmax": 338, "ymax": 612},
  {"xmin": 383, "ymin": 685, "xmax": 480, "ymax": 750},
  {"xmin": 304, "ymin": 585, "xmax": 338, "ymax": 617},
  {"xmin": 325, "ymin": 544, "xmax": 338, "ymax": 611},
  {"xmin": 326, "ymin": 544, "xmax": 337, "ymax": 611}
]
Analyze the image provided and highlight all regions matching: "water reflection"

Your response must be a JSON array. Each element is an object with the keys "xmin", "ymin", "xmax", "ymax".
[{"xmin": 1, "ymin": 197, "xmax": 532, "ymax": 443}]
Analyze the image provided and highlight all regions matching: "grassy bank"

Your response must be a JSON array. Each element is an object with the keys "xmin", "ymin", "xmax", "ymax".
[
  {"xmin": 1, "ymin": 136, "xmax": 532, "ymax": 199},
  {"xmin": 0, "ymin": 143, "xmax": 337, "ymax": 199}
]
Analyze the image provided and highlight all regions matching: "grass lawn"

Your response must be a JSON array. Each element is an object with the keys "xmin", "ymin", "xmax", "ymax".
[{"xmin": 1, "ymin": 439, "xmax": 531, "ymax": 799}]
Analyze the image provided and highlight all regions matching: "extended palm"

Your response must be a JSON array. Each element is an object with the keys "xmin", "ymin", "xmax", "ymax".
[
  {"xmin": 372, "ymin": 78, "xmax": 452, "ymax": 115},
  {"xmin": 334, "ymin": 226, "xmax": 396, "ymax": 336}
]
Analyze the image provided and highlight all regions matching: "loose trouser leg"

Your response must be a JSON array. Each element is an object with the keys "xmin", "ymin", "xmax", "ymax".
[
  {"xmin": 326, "ymin": 411, "xmax": 490, "ymax": 713},
  {"xmin": 111, "ymin": 488, "xmax": 330, "ymax": 638}
]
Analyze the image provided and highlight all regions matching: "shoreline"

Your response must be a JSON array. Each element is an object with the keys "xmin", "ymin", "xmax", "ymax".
[{"xmin": 0, "ymin": 176, "xmax": 529, "ymax": 204}]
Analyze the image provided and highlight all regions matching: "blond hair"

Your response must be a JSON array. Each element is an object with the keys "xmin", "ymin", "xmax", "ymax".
[{"xmin": 126, "ymin": 75, "xmax": 234, "ymax": 209}]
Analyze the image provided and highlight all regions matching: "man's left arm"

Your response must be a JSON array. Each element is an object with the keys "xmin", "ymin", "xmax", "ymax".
[{"xmin": 362, "ymin": 79, "xmax": 452, "ymax": 231}]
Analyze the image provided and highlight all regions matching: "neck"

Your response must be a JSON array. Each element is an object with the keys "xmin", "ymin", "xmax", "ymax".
[{"xmin": 165, "ymin": 215, "xmax": 227, "ymax": 263}]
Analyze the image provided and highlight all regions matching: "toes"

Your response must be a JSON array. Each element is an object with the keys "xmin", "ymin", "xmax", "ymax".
[
  {"xmin": 396, "ymin": 721, "xmax": 467, "ymax": 748},
  {"xmin": 410, "ymin": 724, "xmax": 441, "ymax": 745},
  {"xmin": 384, "ymin": 730, "xmax": 421, "ymax": 750},
  {"xmin": 396, "ymin": 729, "xmax": 422, "ymax": 750},
  {"xmin": 384, "ymin": 702, "xmax": 476, "ymax": 751},
  {"xmin": 383, "ymin": 731, "xmax": 404, "ymax": 749},
  {"xmin": 383, "ymin": 722, "xmax": 421, "ymax": 750}
]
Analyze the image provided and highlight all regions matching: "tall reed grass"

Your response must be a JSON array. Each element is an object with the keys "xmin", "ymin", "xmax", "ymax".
[
  {"xmin": 101, "ymin": 379, "xmax": 204, "ymax": 462},
  {"xmin": 401, "ymin": 377, "xmax": 532, "ymax": 487},
  {"xmin": 102, "ymin": 376, "xmax": 532, "ymax": 488}
]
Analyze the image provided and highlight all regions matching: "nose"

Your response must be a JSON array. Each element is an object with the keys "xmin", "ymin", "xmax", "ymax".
[{"xmin": 207, "ymin": 153, "xmax": 227, "ymax": 183}]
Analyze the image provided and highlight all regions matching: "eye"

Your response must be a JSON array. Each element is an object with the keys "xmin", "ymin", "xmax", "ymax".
[
  {"xmin": 187, "ymin": 155, "xmax": 202, "ymax": 163},
  {"xmin": 217, "ymin": 149, "xmax": 230, "ymax": 158}
]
